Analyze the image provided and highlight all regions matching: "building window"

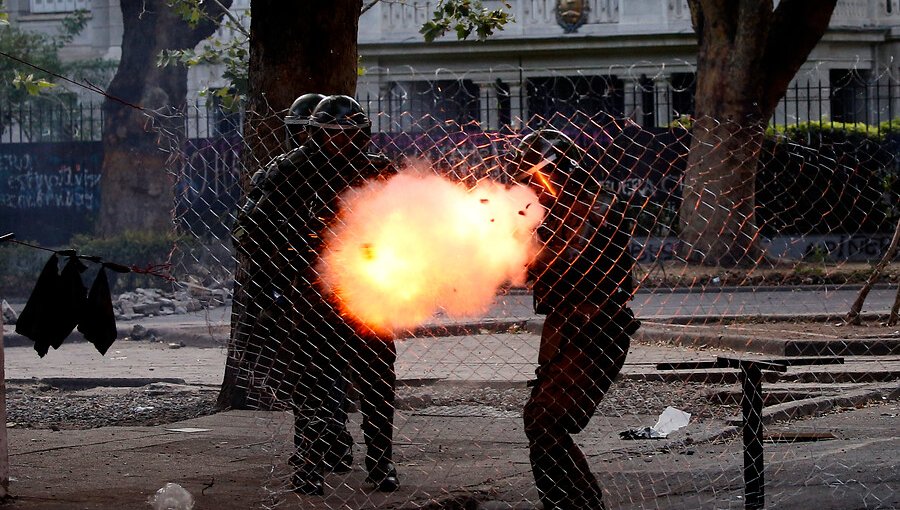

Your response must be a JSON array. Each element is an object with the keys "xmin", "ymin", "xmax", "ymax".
[
  {"xmin": 525, "ymin": 75, "xmax": 625, "ymax": 127},
  {"xmin": 669, "ymin": 72, "xmax": 695, "ymax": 122},
  {"xmin": 830, "ymin": 69, "xmax": 870, "ymax": 123},
  {"xmin": 209, "ymin": 93, "xmax": 242, "ymax": 137},
  {"xmin": 386, "ymin": 80, "xmax": 479, "ymax": 131},
  {"xmin": 30, "ymin": 0, "xmax": 89, "ymax": 13},
  {"xmin": 637, "ymin": 74, "xmax": 655, "ymax": 127}
]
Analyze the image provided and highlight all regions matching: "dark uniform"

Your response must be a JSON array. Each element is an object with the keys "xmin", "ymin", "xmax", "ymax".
[
  {"xmin": 230, "ymin": 93, "xmax": 326, "ymax": 410},
  {"xmin": 281, "ymin": 95, "xmax": 400, "ymax": 495},
  {"xmin": 514, "ymin": 130, "xmax": 639, "ymax": 510}
]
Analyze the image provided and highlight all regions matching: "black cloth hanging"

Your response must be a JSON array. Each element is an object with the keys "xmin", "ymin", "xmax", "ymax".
[
  {"xmin": 48, "ymin": 255, "xmax": 89, "ymax": 354},
  {"xmin": 77, "ymin": 266, "xmax": 118, "ymax": 355},
  {"xmin": 15, "ymin": 253, "xmax": 61, "ymax": 357},
  {"xmin": 15, "ymin": 254, "xmax": 88, "ymax": 357}
]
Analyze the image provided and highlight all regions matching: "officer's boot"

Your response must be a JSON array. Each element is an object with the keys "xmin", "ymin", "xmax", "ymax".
[
  {"xmin": 290, "ymin": 417, "xmax": 329, "ymax": 495},
  {"xmin": 363, "ymin": 429, "xmax": 399, "ymax": 492},
  {"xmin": 323, "ymin": 426, "xmax": 354, "ymax": 473},
  {"xmin": 364, "ymin": 460, "xmax": 399, "ymax": 492}
]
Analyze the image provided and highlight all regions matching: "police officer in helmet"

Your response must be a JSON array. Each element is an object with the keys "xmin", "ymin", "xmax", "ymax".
[
  {"xmin": 284, "ymin": 92, "xmax": 326, "ymax": 149},
  {"xmin": 512, "ymin": 128, "xmax": 639, "ymax": 510},
  {"xmin": 228, "ymin": 92, "xmax": 327, "ymax": 412},
  {"xmin": 289, "ymin": 94, "xmax": 399, "ymax": 495}
]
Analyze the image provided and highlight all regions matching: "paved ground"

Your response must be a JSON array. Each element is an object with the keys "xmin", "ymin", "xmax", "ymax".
[{"xmin": 0, "ymin": 294, "xmax": 898, "ymax": 509}]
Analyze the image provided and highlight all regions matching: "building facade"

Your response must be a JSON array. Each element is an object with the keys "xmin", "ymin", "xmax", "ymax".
[{"xmin": 4, "ymin": 0, "xmax": 900, "ymax": 132}]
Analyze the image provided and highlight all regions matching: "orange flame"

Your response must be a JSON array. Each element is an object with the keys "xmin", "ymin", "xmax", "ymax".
[
  {"xmin": 531, "ymin": 169, "xmax": 558, "ymax": 198},
  {"xmin": 519, "ymin": 157, "xmax": 558, "ymax": 198},
  {"xmin": 318, "ymin": 170, "xmax": 544, "ymax": 335}
]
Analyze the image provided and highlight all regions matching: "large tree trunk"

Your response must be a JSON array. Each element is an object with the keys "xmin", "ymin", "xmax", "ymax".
[
  {"xmin": 218, "ymin": 0, "xmax": 362, "ymax": 410},
  {"xmin": 97, "ymin": 0, "xmax": 229, "ymax": 237},
  {"xmin": 679, "ymin": 0, "xmax": 836, "ymax": 266},
  {"xmin": 242, "ymin": 0, "xmax": 362, "ymax": 172}
]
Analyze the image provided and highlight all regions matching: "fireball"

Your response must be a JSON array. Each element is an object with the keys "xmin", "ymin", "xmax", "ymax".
[{"xmin": 318, "ymin": 171, "xmax": 543, "ymax": 335}]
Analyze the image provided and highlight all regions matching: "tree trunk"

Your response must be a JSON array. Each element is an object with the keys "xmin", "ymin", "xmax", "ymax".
[
  {"xmin": 679, "ymin": 0, "xmax": 836, "ymax": 266},
  {"xmin": 218, "ymin": 0, "xmax": 362, "ymax": 410},
  {"xmin": 243, "ymin": 0, "xmax": 361, "ymax": 173},
  {"xmin": 97, "ymin": 0, "xmax": 229, "ymax": 237}
]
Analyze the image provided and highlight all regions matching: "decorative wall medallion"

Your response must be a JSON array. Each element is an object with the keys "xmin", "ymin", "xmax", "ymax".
[{"xmin": 557, "ymin": 0, "xmax": 588, "ymax": 33}]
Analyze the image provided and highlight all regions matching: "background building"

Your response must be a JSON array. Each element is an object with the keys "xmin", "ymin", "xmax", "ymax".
[{"xmin": 4, "ymin": 0, "xmax": 900, "ymax": 133}]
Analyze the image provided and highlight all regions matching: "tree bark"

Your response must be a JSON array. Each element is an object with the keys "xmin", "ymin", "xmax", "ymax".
[
  {"xmin": 218, "ymin": 0, "xmax": 362, "ymax": 410},
  {"xmin": 679, "ymin": 0, "xmax": 836, "ymax": 266},
  {"xmin": 243, "ymin": 0, "xmax": 361, "ymax": 174},
  {"xmin": 97, "ymin": 0, "xmax": 230, "ymax": 237}
]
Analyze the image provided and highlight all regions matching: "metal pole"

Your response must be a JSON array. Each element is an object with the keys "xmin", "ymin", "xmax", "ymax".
[
  {"xmin": 739, "ymin": 363, "xmax": 765, "ymax": 510},
  {"xmin": 0, "ymin": 288, "xmax": 9, "ymax": 498}
]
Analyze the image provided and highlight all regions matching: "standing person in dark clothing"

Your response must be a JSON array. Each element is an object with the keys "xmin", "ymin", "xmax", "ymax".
[
  {"xmin": 512, "ymin": 129, "xmax": 640, "ymax": 510},
  {"xmin": 279, "ymin": 94, "xmax": 400, "ymax": 495},
  {"xmin": 231, "ymin": 92, "xmax": 326, "ymax": 410},
  {"xmin": 233, "ymin": 93, "xmax": 398, "ymax": 494}
]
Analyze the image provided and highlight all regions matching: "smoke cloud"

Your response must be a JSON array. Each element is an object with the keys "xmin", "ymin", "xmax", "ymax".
[{"xmin": 318, "ymin": 169, "xmax": 543, "ymax": 335}]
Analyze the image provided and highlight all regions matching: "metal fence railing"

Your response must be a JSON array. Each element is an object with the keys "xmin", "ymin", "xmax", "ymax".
[{"xmin": 3, "ymin": 70, "xmax": 900, "ymax": 144}]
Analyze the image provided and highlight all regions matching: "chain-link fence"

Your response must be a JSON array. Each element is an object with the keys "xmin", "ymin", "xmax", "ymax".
[
  {"xmin": 3, "ymin": 67, "xmax": 900, "ymax": 509},
  {"xmin": 160, "ymin": 68, "xmax": 900, "ymax": 509}
]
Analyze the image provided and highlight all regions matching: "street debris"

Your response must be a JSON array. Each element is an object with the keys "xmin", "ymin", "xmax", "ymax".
[
  {"xmin": 148, "ymin": 482, "xmax": 194, "ymax": 510},
  {"xmin": 620, "ymin": 406, "xmax": 692, "ymax": 440}
]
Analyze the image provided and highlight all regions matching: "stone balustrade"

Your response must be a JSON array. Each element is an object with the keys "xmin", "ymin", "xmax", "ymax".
[{"xmin": 359, "ymin": 0, "xmax": 900, "ymax": 44}]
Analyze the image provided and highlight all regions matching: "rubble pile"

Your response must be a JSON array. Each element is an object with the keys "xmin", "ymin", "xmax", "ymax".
[{"xmin": 114, "ymin": 283, "xmax": 232, "ymax": 321}]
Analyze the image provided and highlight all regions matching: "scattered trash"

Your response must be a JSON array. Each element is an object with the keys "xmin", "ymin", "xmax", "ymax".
[
  {"xmin": 654, "ymin": 406, "xmax": 691, "ymax": 435},
  {"xmin": 1, "ymin": 299, "xmax": 18, "ymax": 325},
  {"xmin": 130, "ymin": 324, "xmax": 150, "ymax": 340},
  {"xmin": 619, "ymin": 426, "xmax": 665, "ymax": 440},
  {"xmin": 165, "ymin": 428, "xmax": 211, "ymax": 433},
  {"xmin": 620, "ymin": 406, "xmax": 691, "ymax": 440},
  {"xmin": 133, "ymin": 406, "xmax": 155, "ymax": 413},
  {"xmin": 148, "ymin": 482, "xmax": 194, "ymax": 510}
]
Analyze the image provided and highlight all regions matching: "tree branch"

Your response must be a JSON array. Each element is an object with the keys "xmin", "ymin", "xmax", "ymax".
[
  {"xmin": 361, "ymin": 0, "xmax": 381, "ymax": 15},
  {"xmin": 209, "ymin": 0, "xmax": 249, "ymax": 38},
  {"xmin": 760, "ymin": 0, "xmax": 837, "ymax": 115}
]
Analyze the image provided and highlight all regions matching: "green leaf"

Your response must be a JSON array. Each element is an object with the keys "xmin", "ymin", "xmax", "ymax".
[
  {"xmin": 13, "ymin": 71, "xmax": 55, "ymax": 96},
  {"xmin": 421, "ymin": 0, "xmax": 512, "ymax": 42}
]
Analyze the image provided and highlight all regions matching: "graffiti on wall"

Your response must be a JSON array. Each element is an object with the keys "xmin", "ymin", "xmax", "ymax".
[
  {"xmin": 0, "ymin": 142, "xmax": 103, "ymax": 245},
  {"xmin": 175, "ymin": 136, "xmax": 243, "ymax": 236}
]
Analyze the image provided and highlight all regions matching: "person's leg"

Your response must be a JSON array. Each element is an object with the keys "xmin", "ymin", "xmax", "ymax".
[
  {"xmin": 349, "ymin": 334, "xmax": 399, "ymax": 491},
  {"xmin": 524, "ymin": 315, "xmax": 627, "ymax": 508},
  {"xmin": 525, "ymin": 313, "xmax": 589, "ymax": 508},
  {"xmin": 524, "ymin": 360, "xmax": 605, "ymax": 509},
  {"xmin": 323, "ymin": 365, "xmax": 354, "ymax": 473},
  {"xmin": 290, "ymin": 329, "xmax": 343, "ymax": 495}
]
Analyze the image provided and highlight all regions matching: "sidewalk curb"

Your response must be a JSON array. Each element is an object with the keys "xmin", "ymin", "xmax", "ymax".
[
  {"xmin": 636, "ymin": 322, "xmax": 900, "ymax": 357},
  {"xmin": 747, "ymin": 383, "xmax": 900, "ymax": 426},
  {"xmin": 6, "ymin": 377, "xmax": 189, "ymax": 390}
]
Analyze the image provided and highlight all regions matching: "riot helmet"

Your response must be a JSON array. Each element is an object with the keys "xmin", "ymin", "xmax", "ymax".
[
  {"xmin": 284, "ymin": 93, "xmax": 325, "ymax": 149},
  {"xmin": 511, "ymin": 130, "xmax": 577, "ymax": 180},
  {"xmin": 510, "ymin": 129, "xmax": 599, "ymax": 206},
  {"xmin": 308, "ymin": 95, "xmax": 372, "ymax": 157}
]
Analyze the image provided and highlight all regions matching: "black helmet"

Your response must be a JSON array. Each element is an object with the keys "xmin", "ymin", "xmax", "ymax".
[
  {"xmin": 284, "ymin": 93, "xmax": 325, "ymax": 149},
  {"xmin": 309, "ymin": 95, "xmax": 371, "ymax": 134},
  {"xmin": 511, "ymin": 129, "xmax": 581, "ymax": 184},
  {"xmin": 309, "ymin": 95, "xmax": 373, "ymax": 157}
]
